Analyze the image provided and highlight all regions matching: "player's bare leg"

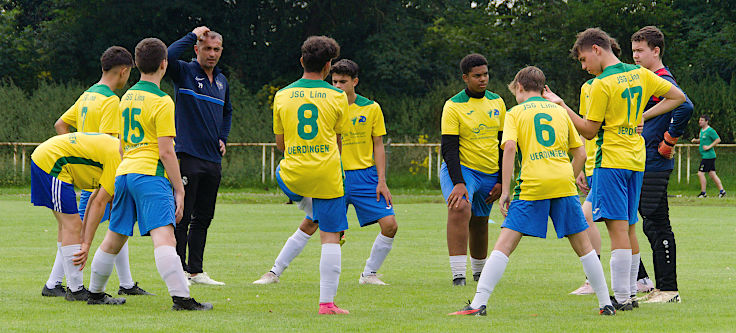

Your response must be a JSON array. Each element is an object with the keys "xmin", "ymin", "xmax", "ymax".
[
  {"xmin": 468, "ymin": 215, "xmax": 489, "ymax": 281},
  {"xmin": 697, "ymin": 171, "xmax": 707, "ymax": 196},
  {"xmin": 708, "ymin": 171, "xmax": 725, "ymax": 192},
  {"xmin": 447, "ymin": 200, "xmax": 471, "ymax": 285}
]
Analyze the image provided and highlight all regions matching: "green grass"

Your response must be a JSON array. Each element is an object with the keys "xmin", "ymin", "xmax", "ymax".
[{"xmin": 1, "ymin": 191, "xmax": 735, "ymax": 331}]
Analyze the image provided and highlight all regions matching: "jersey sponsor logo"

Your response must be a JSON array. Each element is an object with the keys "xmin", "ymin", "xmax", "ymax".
[
  {"xmin": 182, "ymin": 176, "xmax": 189, "ymax": 186},
  {"xmin": 490, "ymin": 108, "xmax": 500, "ymax": 117},
  {"xmin": 592, "ymin": 208, "xmax": 600, "ymax": 215},
  {"xmin": 216, "ymin": 80, "xmax": 224, "ymax": 90},
  {"xmin": 351, "ymin": 115, "xmax": 367, "ymax": 125}
]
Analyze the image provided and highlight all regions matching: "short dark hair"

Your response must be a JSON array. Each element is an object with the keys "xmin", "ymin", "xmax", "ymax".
[
  {"xmin": 632, "ymin": 26, "xmax": 665, "ymax": 57},
  {"xmin": 100, "ymin": 46, "xmax": 133, "ymax": 72},
  {"xmin": 610, "ymin": 37, "xmax": 622, "ymax": 58},
  {"xmin": 330, "ymin": 59, "xmax": 359, "ymax": 78},
  {"xmin": 571, "ymin": 28, "xmax": 614, "ymax": 59},
  {"xmin": 701, "ymin": 115, "xmax": 711, "ymax": 122},
  {"xmin": 134, "ymin": 38, "xmax": 167, "ymax": 74},
  {"xmin": 508, "ymin": 66, "xmax": 545, "ymax": 94},
  {"xmin": 460, "ymin": 53, "xmax": 488, "ymax": 74},
  {"xmin": 301, "ymin": 36, "xmax": 340, "ymax": 73}
]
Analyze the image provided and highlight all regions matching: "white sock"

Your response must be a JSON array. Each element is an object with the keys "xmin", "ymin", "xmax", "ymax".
[
  {"xmin": 46, "ymin": 242, "xmax": 65, "ymax": 289},
  {"xmin": 60, "ymin": 244, "xmax": 84, "ymax": 292},
  {"xmin": 115, "ymin": 241, "xmax": 134, "ymax": 289},
  {"xmin": 610, "ymin": 249, "xmax": 633, "ymax": 303},
  {"xmin": 363, "ymin": 233, "xmax": 394, "ymax": 276},
  {"xmin": 89, "ymin": 248, "xmax": 116, "ymax": 293},
  {"xmin": 580, "ymin": 250, "xmax": 612, "ymax": 308},
  {"xmin": 272, "ymin": 229, "xmax": 311, "ymax": 276},
  {"xmin": 319, "ymin": 243, "xmax": 341, "ymax": 304},
  {"xmin": 154, "ymin": 245, "xmax": 189, "ymax": 298},
  {"xmin": 297, "ymin": 197, "xmax": 313, "ymax": 218},
  {"xmin": 630, "ymin": 253, "xmax": 640, "ymax": 297},
  {"xmin": 470, "ymin": 257, "xmax": 487, "ymax": 276},
  {"xmin": 470, "ymin": 250, "xmax": 508, "ymax": 309},
  {"xmin": 449, "ymin": 255, "xmax": 467, "ymax": 278}
]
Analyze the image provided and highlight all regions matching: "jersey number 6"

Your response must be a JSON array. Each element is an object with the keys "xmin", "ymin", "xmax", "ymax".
[{"xmin": 533, "ymin": 113, "xmax": 556, "ymax": 147}]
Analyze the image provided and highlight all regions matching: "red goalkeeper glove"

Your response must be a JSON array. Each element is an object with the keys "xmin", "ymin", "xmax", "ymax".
[{"xmin": 658, "ymin": 131, "xmax": 678, "ymax": 159}]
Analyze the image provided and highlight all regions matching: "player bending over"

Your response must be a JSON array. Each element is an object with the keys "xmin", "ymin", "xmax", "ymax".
[
  {"xmin": 254, "ymin": 59, "xmax": 397, "ymax": 286},
  {"xmin": 450, "ymin": 66, "xmax": 614, "ymax": 316}
]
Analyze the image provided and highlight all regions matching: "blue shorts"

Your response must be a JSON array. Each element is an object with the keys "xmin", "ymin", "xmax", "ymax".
[
  {"xmin": 276, "ymin": 165, "xmax": 348, "ymax": 233},
  {"xmin": 109, "ymin": 174, "xmax": 175, "ymax": 236},
  {"xmin": 502, "ymin": 195, "xmax": 588, "ymax": 239},
  {"xmin": 78, "ymin": 190, "xmax": 111, "ymax": 223},
  {"xmin": 589, "ymin": 168, "xmax": 643, "ymax": 225},
  {"xmin": 345, "ymin": 166, "xmax": 395, "ymax": 227},
  {"xmin": 30, "ymin": 161, "xmax": 78, "ymax": 214},
  {"xmin": 440, "ymin": 163, "xmax": 498, "ymax": 217},
  {"xmin": 584, "ymin": 175, "xmax": 593, "ymax": 203}
]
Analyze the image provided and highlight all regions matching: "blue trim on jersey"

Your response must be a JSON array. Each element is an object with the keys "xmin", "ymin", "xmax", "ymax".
[{"xmin": 178, "ymin": 88, "xmax": 225, "ymax": 106}]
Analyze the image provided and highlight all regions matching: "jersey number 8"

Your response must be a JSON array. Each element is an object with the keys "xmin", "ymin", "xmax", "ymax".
[{"xmin": 297, "ymin": 103, "xmax": 319, "ymax": 140}]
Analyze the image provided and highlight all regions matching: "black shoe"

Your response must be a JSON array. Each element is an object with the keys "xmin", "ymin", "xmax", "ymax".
[
  {"xmin": 610, "ymin": 296, "xmax": 633, "ymax": 311},
  {"xmin": 65, "ymin": 286, "xmax": 90, "ymax": 301},
  {"xmin": 42, "ymin": 283, "xmax": 66, "ymax": 297},
  {"xmin": 719, "ymin": 190, "xmax": 726, "ymax": 198},
  {"xmin": 448, "ymin": 301, "xmax": 486, "ymax": 316},
  {"xmin": 629, "ymin": 295, "xmax": 639, "ymax": 308},
  {"xmin": 599, "ymin": 304, "xmax": 616, "ymax": 316},
  {"xmin": 172, "ymin": 296, "xmax": 213, "ymax": 311},
  {"xmin": 452, "ymin": 277, "xmax": 466, "ymax": 286},
  {"xmin": 473, "ymin": 272, "xmax": 481, "ymax": 282},
  {"xmin": 118, "ymin": 282, "xmax": 155, "ymax": 296},
  {"xmin": 87, "ymin": 292, "xmax": 126, "ymax": 305}
]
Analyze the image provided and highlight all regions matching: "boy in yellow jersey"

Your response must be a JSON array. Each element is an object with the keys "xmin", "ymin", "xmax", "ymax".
[
  {"xmin": 450, "ymin": 66, "xmax": 615, "ymax": 316},
  {"xmin": 254, "ymin": 59, "xmax": 397, "ymax": 287},
  {"xmin": 441, "ymin": 54, "xmax": 505, "ymax": 286},
  {"xmin": 46, "ymin": 46, "xmax": 152, "ymax": 297},
  {"xmin": 31, "ymin": 133, "xmax": 123, "ymax": 301},
  {"xmin": 272, "ymin": 36, "xmax": 349, "ymax": 315},
  {"xmin": 85, "ymin": 38, "xmax": 212, "ymax": 310},
  {"xmin": 543, "ymin": 28, "xmax": 686, "ymax": 310}
]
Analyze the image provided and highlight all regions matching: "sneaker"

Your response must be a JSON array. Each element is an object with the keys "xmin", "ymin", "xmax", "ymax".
[
  {"xmin": 172, "ymin": 296, "xmax": 213, "ymax": 311},
  {"xmin": 599, "ymin": 304, "xmax": 616, "ymax": 316},
  {"xmin": 252, "ymin": 271, "xmax": 279, "ymax": 285},
  {"xmin": 452, "ymin": 276, "xmax": 466, "ymax": 286},
  {"xmin": 318, "ymin": 302, "xmax": 349, "ymax": 315},
  {"xmin": 448, "ymin": 301, "xmax": 487, "ymax": 316},
  {"xmin": 719, "ymin": 190, "xmax": 726, "ymax": 198},
  {"xmin": 359, "ymin": 273, "xmax": 388, "ymax": 285},
  {"xmin": 65, "ymin": 286, "xmax": 91, "ymax": 301},
  {"xmin": 569, "ymin": 281, "xmax": 594, "ymax": 295},
  {"xmin": 610, "ymin": 296, "xmax": 633, "ymax": 311},
  {"xmin": 643, "ymin": 290, "xmax": 681, "ymax": 303},
  {"xmin": 637, "ymin": 278, "xmax": 654, "ymax": 293},
  {"xmin": 87, "ymin": 292, "xmax": 126, "ymax": 305},
  {"xmin": 697, "ymin": 192, "xmax": 707, "ymax": 198},
  {"xmin": 118, "ymin": 282, "xmax": 155, "ymax": 296},
  {"xmin": 189, "ymin": 272, "xmax": 225, "ymax": 285},
  {"xmin": 42, "ymin": 283, "xmax": 66, "ymax": 297},
  {"xmin": 473, "ymin": 272, "xmax": 481, "ymax": 282}
]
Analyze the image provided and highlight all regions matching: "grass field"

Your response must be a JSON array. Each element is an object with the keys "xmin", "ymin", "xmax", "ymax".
[{"xmin": 1, "ymin": 189, "xmax": 735, "ymax": 332}]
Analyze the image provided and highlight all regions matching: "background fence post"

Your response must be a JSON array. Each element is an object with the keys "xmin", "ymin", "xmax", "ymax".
[{"xmin": 270, "ymin": 146, "xmax": 275, "ymax": 182}]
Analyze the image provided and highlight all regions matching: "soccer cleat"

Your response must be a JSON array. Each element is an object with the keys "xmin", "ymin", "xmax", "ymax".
[
  {"xmin": 318, "ymin": 302, "xmax": 349, "ymax": 315},
  {"xmin": 569, "ymin": 281, "xmax": 594, "ymax": 295},
  {"xmin": 637, "ymin": 278, "xmax": 654, "ymax": 293},
  {"xmin": 697, "ymin": 192, "xmax": 707, "ymax": 198},
  {"xmin": 252, "ymin": 271, "xmax": 279, "ymax": 285},
  {"xmin": 610, "ymin": 296, "xmax": 633, "ymax": 311},
  {"xmin": 87, "ymin": 292, "xmax": 126, "ymax": 305},
  {"xmin": 359, "ymin": 273, "xmax": 388, "ymax": 285},
  {"xmin": 719, "ymin": 190, "xmax": 726, "ymax": 198},
  {"xmin": 65, "ymin": 286, "xmax": 91, "ymax": 301},
  {"xmin": 599, "ymin": 304, "xmax": 616, "ymax": 316},
  {"xmin": 42, "ymin": 283, "xmax": 66, "ymax": 297},
  {"xmin": 189, "ymin": 272, "xmax": 225, "ymax": 285},
  {"xmin": 636, "ymin": 289, "xmax": 660, "ymax": 302},
  {"xmin": 629, "ymin": 296, "xmax": 639, "ymax": 308},
  {"xmin": 172, "ymin": 296, "xmax": 213, "ymax": 311},
  {"xmin": 643, "ymin": 291, "xmax": 681, "ymax": 304},
  {"xmin": 118, "ymin": 282, "xmax": 155, "ymax": 296},
  {"xmin": 452, "ymin": 276, "xmax": 466, "ymax": 286},
  {"xmin": 448, "ymin": 301, "xmax": 487, "ymax": 316},
  {"xmin": 473, "ymin": 272, "xmax": 481, "ymax": 282}
]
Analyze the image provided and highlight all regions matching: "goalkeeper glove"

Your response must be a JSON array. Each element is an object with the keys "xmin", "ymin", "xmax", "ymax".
[{"xmin": 658, "ymin": 131, "xmax": 678, "ymax": 159}]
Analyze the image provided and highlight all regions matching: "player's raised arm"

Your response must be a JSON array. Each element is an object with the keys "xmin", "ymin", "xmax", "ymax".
[
  {"xmin": 543, "ymin": 85, "xmax": 602, "ymax": 140},
  {"xmin": 166, "ymin": 26, "xmax": 209, "ymax": 80}
]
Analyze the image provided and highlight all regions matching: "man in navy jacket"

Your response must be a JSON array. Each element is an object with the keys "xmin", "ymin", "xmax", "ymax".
[{"xmin": 167, "ymin": 26, "xmax": 232, "ymax": 285}]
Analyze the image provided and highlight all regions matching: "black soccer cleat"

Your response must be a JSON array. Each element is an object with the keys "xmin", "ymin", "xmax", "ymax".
[
  {"xmin": 172, "ymin": 296, "xmax": 213, "ymax": 311},
  {"xmin": 453, "ymin": 277, "xmax": 466, "ymax": 286},
  {"xmin": 65, "ymin": 286, "xmax": 90, "ymax": 301},
  {"xmin": 87, "ymin": 292, "xmax": 126, "ymax": 305},
  {"xmin": 448, "ymin": 301, "xmax": 487, "ymax": 316},
  {"xmin": 42, "ymin": 283, "xmax": 66, "ymax": 297},
  {"xmin": 610, "ymin": 296, "xmax": 633, "ymax": 311},
  {"xmin": 118, "ymin": 282, "xmax": 155, "ymax": 296},
  {"xmin": 599, "ymin": 304, "xmax": 616, "ymax": 316},
  {"xmin": 629, "ymin": 295, "xmax": 639, "ymax": 308},
  {"xmin": 473, "ymin": 272, "xmax": 481, "ymax": 282}
]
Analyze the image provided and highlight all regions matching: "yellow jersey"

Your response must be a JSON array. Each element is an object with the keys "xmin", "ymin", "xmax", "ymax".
[
  {"xmin": 585, "ymin": 63, "xmax": 673, "ymax": 171},
  {"xmin": 501, "ymin": 97, "xmax": 583, "ymax": 201},
  {"xmin": 116, "ymin": 81, "xmax": 176, "ymax": 177},
  {"xmin": 31, "ymin": 133, "xmax": 121, "ymax": 194},
  {"xmin": 60, "ymin": 84, "xmax": 120, "ymax": 134},
  {"xmin": 579, "ymin": 79, "xmax": 596, "ymax": 177},
  {"xmin": 441, "ymin": 90, "xmax": 506, "ymax": 174},
  {"xmin": 273, "ymin": 78, "xmax": 348, "ymax": 199},
  {"xmin": 341, "ymin": 94, "xmax": 387, "ymax": 171}
]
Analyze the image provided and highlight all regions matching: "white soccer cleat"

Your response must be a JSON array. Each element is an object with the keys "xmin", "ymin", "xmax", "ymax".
[
  {"xmin": 642, "ymin": 290, "xmax": 681, "ymax": 303},
  {"xmin": 359, "ymin": 273, "xmax": 388, "ymax": 285},
  {"xmin": 569, "ymin": 281, "xmax": 594, "ymax": 295},
  {"xmin": 297, "ymin": 197, "xmax": 313, "ymax": 217},
  {"xmin": 637, "ymin": 277, "xmax": 655, "ymax": 293},
  {"xmin": 252, "ymin": 271, "xmax": 280, "ymax": 285},
  {"xmin": 189, "ymin": 272, "xmax": 225, "ymax": 286}
]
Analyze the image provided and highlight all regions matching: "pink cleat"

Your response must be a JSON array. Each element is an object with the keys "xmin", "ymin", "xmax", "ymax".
[{"xmin": 318, "ymin": 302, "xmax": 349, "ymax": 315}]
